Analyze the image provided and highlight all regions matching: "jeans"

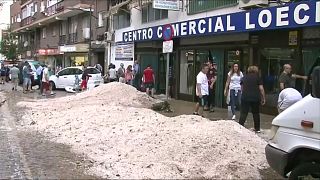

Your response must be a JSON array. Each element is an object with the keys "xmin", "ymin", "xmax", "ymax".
[
  {"xmin": 230, "ymin": 89, "xmax": 241, "ymax": 115},
  {"xmin": 208, "ymin": 88, "xmax": 215, "ymax": 109},
  {"xmin": 239, "ymin": 100, "xmax": 261, "ymax": 131},
  {"xmin": 133, "ymin": 74, "xmax": 142, "ymax": 90}
]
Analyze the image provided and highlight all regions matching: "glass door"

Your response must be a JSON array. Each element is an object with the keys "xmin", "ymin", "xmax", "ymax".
[{"xmin": 179, "ymin": 50, "xmax": 194, "ymax": 96}]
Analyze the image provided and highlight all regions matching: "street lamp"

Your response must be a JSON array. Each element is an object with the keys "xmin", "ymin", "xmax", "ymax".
[{"xmin": 66, "ymin": 4, "xmax": 98, "ymax": 66}]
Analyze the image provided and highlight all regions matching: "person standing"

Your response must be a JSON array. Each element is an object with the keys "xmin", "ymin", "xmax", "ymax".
[
  {"xmin": 117, "ymin": 63, "xmax": 126, "ymax": 83},
  {"xmin": 81, "ymin": 68, "xmax": 92, "ymax": 91},
  {"xmin": 279, "ymin": 64, "xmax": 307, "ymax": 91},
  {"xmin": 125, "ymin": 65, "xmax": 134, "ymax": 85},
  {"xmin": 9, "ymin": 65, "xmax": 20, "ymax": 91},
  {"xmin": 0, "ymin": 64, "xmax": 6, "ymax": 84},
  {"xmin": 239, "ymin": 66, "xmax": 266, "ymax": 133},
  {"xmin": 42, "ymin": 65, "xmax": 55, "ymax": 96},
  {"xmin": 133, "ymin": 60, "xmax": 142, "ymax": 90},
  {"xmin": 224, "ymin": 63, "xmax": 243, "ymax": 120},
  {"xmin": 22, "ymin": 62, "xmax": 32, "ymax": 93},
  {"xmin": 207, "ymin": 61, "xmax": 217, "ymax": 112},
  {"xmin": 108, "ymin": 64, "xmax": 117, "ymax": 82},
  {"xmin": 193, "ymin": 63, "xmax": 209, "ymax": 116},
  {"xmin": 143, "ymin": 64, "xmax": 155, "ymax": 97},
  {"xmin": 36, "ymin": 64, "xmax": 43, "ymax": 92},
  {"xmin": 277, "ymin": 88, "xmax": 302, "ymax": 113}
]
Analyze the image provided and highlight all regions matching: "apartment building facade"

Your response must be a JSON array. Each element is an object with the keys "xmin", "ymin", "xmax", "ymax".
[
  {"xmin": 10, "ymin": 0, "xmax": 110, "ymax": 73},
  {"xmin": 108, "ymin": 0, "xmax": 320, "ymax": 112}
]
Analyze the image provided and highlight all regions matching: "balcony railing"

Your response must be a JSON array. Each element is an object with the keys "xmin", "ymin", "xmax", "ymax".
[
  {"xmin": 59, "ymin": 35, "xmax": 67, "ymax": 45},
  {"xmin": 68, "ymin": 33, "xmax": 78, "ymax": 44},
  {"xmin": 45, "ymin": 1, "xmax": 64, "ymax": 16},
  {"xmin": 21, "ymin": 16, "xmax": 35, "ymax": 27}
]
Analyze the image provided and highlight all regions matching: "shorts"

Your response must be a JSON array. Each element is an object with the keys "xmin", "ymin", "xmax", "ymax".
[
  {"xmin": 81, "ymin": 80, "xmax": 87, "ymax": 89},
  {"xmin": 42, "ymin": 82, "xmax": 50, "ymax": 91},
  {"xmin": 197, "ymin": 95, "xmax": 208, "ymax": 107},
  {"xmin": 23, "ymin": 78, "xmax": 31, "ymax": 86},
  {"xmin": 144, "ymin": 82, "xmax": 154, "ymax": 89}
]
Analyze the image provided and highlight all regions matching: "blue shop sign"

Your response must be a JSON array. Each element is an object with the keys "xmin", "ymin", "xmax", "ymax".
[{"xmin": 123, "ymin": 1, "xmax": 320, "ymax": 42}]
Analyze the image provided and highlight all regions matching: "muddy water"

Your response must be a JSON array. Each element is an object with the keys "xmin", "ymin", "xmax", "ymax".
[{"xmin": 0, "ymin": 89, "xmax": 97, "ymax": 179}]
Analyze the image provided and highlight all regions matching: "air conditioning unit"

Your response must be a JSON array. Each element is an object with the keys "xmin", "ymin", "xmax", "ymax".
[
  {"xmin": 239, "ymin": 0, "xmax": 268, "ymax": 9},
  {"xmin": 104, "ymin": 32, "xmax": 114, "ymax": 42},
  {"xmin": 83, "ymin": 28, "xmax": 90, "ymax": 39}
]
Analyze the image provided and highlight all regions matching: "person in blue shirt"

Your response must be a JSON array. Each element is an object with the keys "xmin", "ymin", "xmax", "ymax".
[{"xmin": 22, "ymin": 61, "xmax": 32, "ymax": 93}]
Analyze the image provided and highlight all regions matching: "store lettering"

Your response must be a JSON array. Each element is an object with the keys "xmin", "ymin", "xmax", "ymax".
[
  {"xmin": 316, "ymin": 1, "xmax": 320, "ymax": 23},
  {"xmin": 123, "ymin": 1, "xmax": 319, "ymax": 42},
  {"xmin": 294, "ymin": 4, "xmax": 310, "ymax": 25}
]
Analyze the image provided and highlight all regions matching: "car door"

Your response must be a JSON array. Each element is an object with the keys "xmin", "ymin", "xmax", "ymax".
[
  {"xmin": 56, "ymin": 68, "xmax": 72, "ymax": 88},
  {"xmin": 65, "ymin": 68, "xmax": 83, "ymax": 87}
]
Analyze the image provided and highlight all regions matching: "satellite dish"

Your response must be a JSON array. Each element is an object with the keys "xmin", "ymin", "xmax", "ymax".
[{"xmin": 24, "ymin": 41, "xmax": 29, "ymax": 47}]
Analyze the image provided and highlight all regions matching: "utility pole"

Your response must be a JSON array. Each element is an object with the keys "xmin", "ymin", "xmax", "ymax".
[{"xmin": 88, "ymin": 2, "xmax": 92, "ymax": 66}]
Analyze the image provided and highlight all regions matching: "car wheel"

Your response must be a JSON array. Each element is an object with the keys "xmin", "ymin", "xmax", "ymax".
[
  {"xmin": 50, "ymin": 81, "xmax": 56, "ymax": 90},
  {"xmin": 289, "ymin": 162, "xmax": 320, "ymax": 180}
]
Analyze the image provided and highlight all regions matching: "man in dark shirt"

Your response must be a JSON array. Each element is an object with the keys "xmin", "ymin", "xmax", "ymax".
[
  {"xmin": 206, "ymin": 61, "xmax": 217, "ymax": 112},
  {"xmin": 239, "ymin": 66, "xmax": 266, "ymax": 133},
  {"xmin": 279, "ymin": 64, "xmax": 307, "ymax": 91}
]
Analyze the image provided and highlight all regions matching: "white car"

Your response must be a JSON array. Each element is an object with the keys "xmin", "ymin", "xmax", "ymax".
[
  {"xmin": 265, "ymin": 66, "xmax": 320, "ymax": 180},
  {"xmin": 49, "ymin": 67, "xmax": 103, "ymax": 90}
]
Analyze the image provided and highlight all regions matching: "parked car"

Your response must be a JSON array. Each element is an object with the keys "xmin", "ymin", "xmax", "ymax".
[
  {"xmin": 49, "ymin": 67, "xmax": 104, "ymax": 90},
  {"xmin": 265, "ymin": 66, "xmax": 320, "ymax": 180}
]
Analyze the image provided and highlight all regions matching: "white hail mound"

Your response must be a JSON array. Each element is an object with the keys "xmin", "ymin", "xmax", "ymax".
[{"xmin": 18, "ymin": 82, "xmax": 269, "ymax": 179}]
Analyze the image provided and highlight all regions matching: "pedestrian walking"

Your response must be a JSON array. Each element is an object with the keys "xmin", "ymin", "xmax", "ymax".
[
  {"xmin": 0, "ymin": 63, "xmax": 6, "ymax": 84},
  {"xmin": 207, "ymin": 60, "xmax": 217, "ymax": 112},
  {"xmin": 133, "ymin": 60, "xmax": 142, "ymax": 90},
  {"xmin": 279, "ymin": 64, "xmax": 307, "ymax": 91},
  {"xmin": 22, "ymin": 61, "xmax": 32, "ymax": 93},
  {"xmin": 108, "ymin": 64, "xmax": 117, "ymax": 82},
  {"xmin": 143, "ymin": 64, "xmax": 155, "ymax": 97},
  {"xmin": 277, "ymin": 88, "xmax": 302, "ymax": 113},
  {"xmin": 125, "ymin": 65, "xmax": 134, "ymax": 85},
  {"xmin": 117, "ymin": 63, "xmax": 126, "ymax": 83},
  {"xmin": 224, "ymin": 63, "xmax": 243, "ymax": 120},
  {"xmin": 9, "ymin": 65, "xmax": 20, "ymax": 91},
  {"xmin": 193, "ymin": 63, "xmax": 209, "ymax": 116},
  {"xmin": 239, "ymin": 66, "xmax": 266, "ymax": 133}
]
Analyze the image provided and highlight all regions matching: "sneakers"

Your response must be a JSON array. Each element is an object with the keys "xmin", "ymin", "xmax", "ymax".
[{"xmin": 232, "ymin": 115, "xmax": 236, "ymax": 120}]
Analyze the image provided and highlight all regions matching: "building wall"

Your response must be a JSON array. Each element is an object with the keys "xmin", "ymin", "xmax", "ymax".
[
  {"xmin": 39, "ymin": 22, "xmax": 60, "ymax": 49},
  {"xmin": 10, "ymin": 0, "xmax": 21, "ymax": 31}
]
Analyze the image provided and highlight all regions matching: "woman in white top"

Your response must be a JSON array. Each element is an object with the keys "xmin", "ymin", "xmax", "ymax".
[{"xmin": 224, "ymin": 63, "xmax": 244, "ymax": 120}]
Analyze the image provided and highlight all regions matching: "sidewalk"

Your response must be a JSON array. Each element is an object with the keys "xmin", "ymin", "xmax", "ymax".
[{"xmin": 161, "ymin": 99, "xmax": 276, "ymax": 131}]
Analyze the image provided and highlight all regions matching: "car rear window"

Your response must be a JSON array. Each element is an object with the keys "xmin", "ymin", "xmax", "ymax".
[{"xmin": 85, "ymin": 68, "xmax": 100, "ymax": 74}]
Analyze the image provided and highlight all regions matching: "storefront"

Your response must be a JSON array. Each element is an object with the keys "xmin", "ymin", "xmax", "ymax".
[
  {"xmin": 118, "ymin": 1, "xmax": 320, "ymax": 112},
  {"xmin": 59, "ymin": 44, "xmax": 89, "ymax": 67},
  {"xmin": 37, "ymin": 48, "xmax": 63, "ymax": 73}
]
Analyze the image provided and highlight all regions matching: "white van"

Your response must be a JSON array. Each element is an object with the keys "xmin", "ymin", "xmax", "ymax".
[{"xmin": 265, "ymin": 67, "xmax": 320, "ymax": 180}]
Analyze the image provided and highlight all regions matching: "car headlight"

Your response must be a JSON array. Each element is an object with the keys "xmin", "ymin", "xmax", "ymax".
[{"xmin": 268, "ymin": 125, "xmax": 279, "ymax": 140}]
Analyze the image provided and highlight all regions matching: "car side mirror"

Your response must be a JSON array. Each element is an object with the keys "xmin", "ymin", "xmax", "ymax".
[{"xmin": 312, "ymin": 66, "xmax": 320, "ymax": 98}]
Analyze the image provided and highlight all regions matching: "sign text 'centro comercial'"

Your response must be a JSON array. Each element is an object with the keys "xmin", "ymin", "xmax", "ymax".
[{"xmin": 123, "ymin": 1, "xmax": 320, "ymax": 42}]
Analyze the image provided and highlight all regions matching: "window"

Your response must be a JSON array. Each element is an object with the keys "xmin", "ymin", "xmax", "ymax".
[
  {"xmin": 60, "ymin": 21, "xmax": 67, "ymax": 35},
  {"xmin": 69, "ymin": 16, "xmax": 78, "ymax": 34},
  {"xmin": 188, "ymin": 0, "xmax": 238, "ymax": 14},
  {"xmin": 14, "ymin": 15, "xmax": 17, "ymax": 22},
  {"xmin": 142, "ymin": 4, "xmax": 168, "ymax": 23},
  {"xmin": 52, "ymin": 26, "xmax": 57, "ymax": 36},
  {"xmin": 82, "ymin": 16, "xmax": 89, "ymax": 29},
  {"xmin": 113, "ymin": 10, "xmax": 130, "ymax": 30},
  {"xmin": 11, "ymin": 16, "xmax": 14, "ymax": 24},
  {"xmin": 98, "ymin": 11, "xmax": 106, "ymax": 27},
  {"xmin": 42, "ymin": 27, "xmax": 46, "ymax": 38},
  {"xmin": 34, "ymin": 2, "xmax": 38, "ymax": 13},
  {"xmin": 85, "ymin": 68, "xmax": 100, "ymax": 74}
]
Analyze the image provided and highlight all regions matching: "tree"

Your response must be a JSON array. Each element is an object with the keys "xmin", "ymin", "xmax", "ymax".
[{"xmin": 0, "ymin": 30, "xmax": 18, "ymax": 61}]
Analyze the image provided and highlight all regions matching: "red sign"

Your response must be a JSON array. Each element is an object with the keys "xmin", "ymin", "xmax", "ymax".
[
  {"xmin": 163, "ymin": 24, "xmax": 174, "ymax": 41},
  {"xmin": 37, "ymin": 49, "xmax": 61, "ymax": 55}
]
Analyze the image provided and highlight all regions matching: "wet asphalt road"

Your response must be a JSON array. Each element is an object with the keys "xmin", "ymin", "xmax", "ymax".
[{"xmin": 0, "ymin": 85, "xmax": 95, "ymax": 179}]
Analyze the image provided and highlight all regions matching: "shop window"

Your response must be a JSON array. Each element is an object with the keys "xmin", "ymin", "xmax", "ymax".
[
  {"xmin": 188, "ymin": 0, "xmax": 238, "ymax": 14},
  {"xmin": 142, "ymin": 3, "xmax": 168, "ymax": 23},
  {"xmin": 113, "ymin": 10, "xmax": 130, "ymax": 30}
]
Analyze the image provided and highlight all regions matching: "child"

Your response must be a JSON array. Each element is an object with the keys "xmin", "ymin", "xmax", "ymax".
[{"xmin": 81, "ymin": 69, "xmax": 92, "ymax": 91}]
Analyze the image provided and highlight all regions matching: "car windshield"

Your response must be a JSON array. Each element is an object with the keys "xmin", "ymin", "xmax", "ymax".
[{"xmin": 85, "ymin": 68, "xmax": 100, "ymax": 74}]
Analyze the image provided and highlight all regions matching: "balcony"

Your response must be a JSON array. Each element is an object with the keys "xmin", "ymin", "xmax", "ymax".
[
  {"xmin": 21, "ymin": 16, "xmax": 36, "ymax": 27},
  {"xmin": 59, "ymin": 35, "xmax": 67, "ymax": 45},
  {"xmin": 45, "ymin": 1, "xmax": 65, "ymax": 17},
  {"xmin": 68, "ymin": 33, "xmax": 78, "ymax": 44}
]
